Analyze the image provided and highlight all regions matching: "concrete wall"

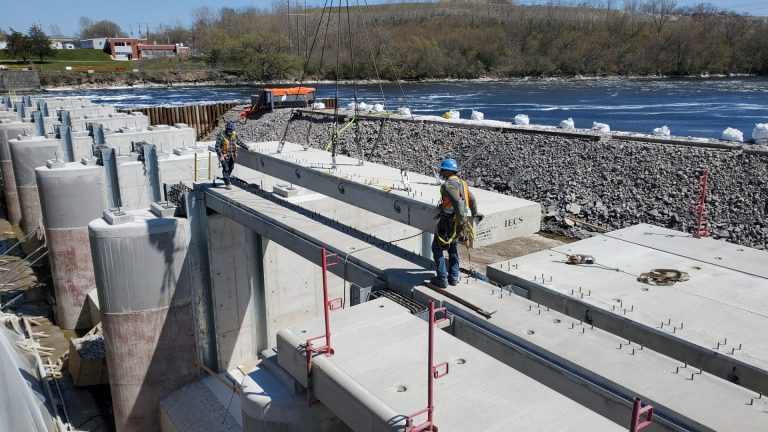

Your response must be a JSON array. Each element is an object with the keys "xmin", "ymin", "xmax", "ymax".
[
  {"xmin": 0, "ymin": 71, "xmax": 41, "ymax": 92},
  {"xmin": 104, "ymin": 125, "xmax": 197, "ymax": 155}
]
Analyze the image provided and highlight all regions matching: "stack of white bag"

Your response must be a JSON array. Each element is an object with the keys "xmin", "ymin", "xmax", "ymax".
[
  {"xmin": 559, "ymin": 118, "xmax": 575, "ymax": 129},
  {"xmin": 592, "ymin": 122, "xmax": 610, "ymax": 132},
  {"xmin": 397, "ymin": 107, "xmax": 411, "ymax": 116},
  {"xmin": 514, "ymin": 114, "xmax": 529, "ymax": 125},
  {"xmin": 753, "ymin": 123, "xmax": 768, "ymax": 144},
  {"xmin": 721, "ymin": 127, "xmax": 743, "ymax": 142},
  {"xmin": 347, "ymin": 102, "xmax": 372, "ymax": 112},
  {"xmin": 471, "ymin": 110, "xmax": 484, "ymax": 121},
  {"xmin": 653, "ymin": 125, "xmax": 671, "ymax": 137},
  {"xmin": 312, "ymin": 102, "xmax": 326, "ymax": 110}
]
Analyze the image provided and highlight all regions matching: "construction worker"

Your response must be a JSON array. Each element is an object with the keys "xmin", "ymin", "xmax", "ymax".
[
  {"xmin": 431, "ymin": 158, "xmax": 481, "ymax": 288},
  {"xmin": 215, "ymin": 121, "xmax": 244, "ymax": 190}
]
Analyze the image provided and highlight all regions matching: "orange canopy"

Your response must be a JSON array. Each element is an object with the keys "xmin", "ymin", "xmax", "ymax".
[{"xmin": 265, "ymin": 87, "xmax": 316, "ymax": 96}]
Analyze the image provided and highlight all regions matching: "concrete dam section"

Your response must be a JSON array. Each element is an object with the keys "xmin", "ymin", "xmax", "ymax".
[{"xmin": 0, "ymin": 95, "xmax": 766, "ymax": 432}]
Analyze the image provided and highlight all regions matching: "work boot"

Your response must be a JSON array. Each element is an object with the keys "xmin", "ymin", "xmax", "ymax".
[
  {"xmin": 448, "ymin": 277, "xmax": 459, "ymax": 286},
  {"xmin": 225, "ymin": 184, "xmax": 232, "ymax": 190},
  {"xmin": 429, "ymin": 276, "xmax": 448, "ymax": 288}
]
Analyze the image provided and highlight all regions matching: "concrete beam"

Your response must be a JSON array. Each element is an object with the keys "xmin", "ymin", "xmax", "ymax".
[
  {"xmin": 276, "ymin": 298, "xmax": 624, "ymax": 432},
  {"xmin": 486, "ymin": 224, "xmax": 768, "ymax": 396},
  {"xmin": 235, "ymin": 141, "xmax": 541, "ymax": 247}
]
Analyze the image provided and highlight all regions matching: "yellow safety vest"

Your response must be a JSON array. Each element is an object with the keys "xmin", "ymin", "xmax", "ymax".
[
  {"xmin": 220, "ymin": 131, "xmax": 239, "ymax": 158},
  {"xmin": 440, "ymin": 175, "xmax": 470, "ymax": 214}
]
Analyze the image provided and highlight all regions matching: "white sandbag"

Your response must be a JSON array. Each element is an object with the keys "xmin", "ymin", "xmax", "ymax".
[
  {"xmin": 514, "ymin": 114, "xmax": 529, "ymax": 125},
  {"xmin": 653, "ymin": 125, "xmax": 671, "ymax": 137},
  {"xmin": 753, "ymin": 123, "xmax": 768, "ymax": 144},
  {"xmin": 346, "ymin": 102, "xmax": 357, "ymax": 110},
  {"xmin": 721, "ymin": 127, "xmax": 743, "ymax": 142},
  {"xmin": 357, "ymin": 102, "xmax": 370, "ymax": 112},
  {"xmin": 397, "ymin": 107, "xmax": 411, "ymax": 116},
  {"xmin": 559, "ymin": 118, "xmax": 575, "ymax": 129},
  {"xmin": 312, "ymin": 102, "xmax": 326, "ymax": 110},
  {"xmin": 471, "ymin": 110, "xmax": 484, "ymax": 121},
  {"xmin": 372, "ymin": 103, "xmax": 385, "ymax": 112},
  {"xmin": 442, "ymin": 110, "xmax": 460, "ymax": 119},
  {"xmin": 592, "ymin": 122, "xmax": 610, "ymax": 132}
]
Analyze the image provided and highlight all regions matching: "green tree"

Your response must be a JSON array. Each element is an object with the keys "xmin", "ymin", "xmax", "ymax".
[
  {"xmin": 4, "ymin": 29, "xmax": 31, "ymax": 63},
  {"xmin": 77, "ymin": 17, "xmax": 126, "ymax": 39},
  {"xmin": 28, "ymin": 24, "xmax": 54, "ymax": 63}
]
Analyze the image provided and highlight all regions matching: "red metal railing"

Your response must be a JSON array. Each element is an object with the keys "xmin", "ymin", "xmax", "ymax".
[
  {"xmin": 301, "ymin": 248, "xmax": 344, "ymax": 377},
  {"xmin": 629, "ymin": 397, "xmax": 654, "ymax": 431},
  {"xmin": 406, "ymin": 300, "xmax": 450, "ymax": 432},
  {"xmin": 693, "ymin": 169, "xmax": 710, "ymax": 238}
]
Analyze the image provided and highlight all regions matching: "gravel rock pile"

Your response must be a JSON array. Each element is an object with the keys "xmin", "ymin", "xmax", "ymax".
[
  {"xmin": 73, "ymin": 334, "xmax": 106, "ymax": 359},
  {"xmin": 211, "ymin": 109, "xmax": 768, "ymax": 249}
]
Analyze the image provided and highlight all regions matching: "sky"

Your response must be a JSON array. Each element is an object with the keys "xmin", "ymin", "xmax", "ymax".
[{"xmin": 1, "ymin": 0, "xmax": 766, "ymax": 37}]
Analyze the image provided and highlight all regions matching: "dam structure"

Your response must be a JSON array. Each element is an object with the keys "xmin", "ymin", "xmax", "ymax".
[{"xmin": 0, "ymin": 95, "xmax": 766, "ymax": 432}]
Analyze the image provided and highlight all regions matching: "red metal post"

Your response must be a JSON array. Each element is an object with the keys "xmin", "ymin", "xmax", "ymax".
[
  {"xmin": 694, "ymin": 169, "xmax": 710, "ymax": 238},
  {"xmin": 629, "ymin": 397, "xmax": 654, "ymax": 432},
  {"xmin": 406, "ymin": 300, "xmax": 449, "ymax": 432},
  {"xmin": 302, "ymin": 248, "xmax": 343, "ymax": 377}
]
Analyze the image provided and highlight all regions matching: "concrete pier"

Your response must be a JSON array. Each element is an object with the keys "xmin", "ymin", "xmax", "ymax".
[
  {"xmin": 36, "ymin": 161, "xmax": 105, "ymax": 329},
  {"xmin": 0, "ymin": 121, "xmax": 34, "ymax": 224},
  {"xmin": 8, "ymin": 136, "xmax": 61, "ymax": 245},
  {"xmin": 89, "ymin": 209, "xmax": 199, "ymax": 432}
]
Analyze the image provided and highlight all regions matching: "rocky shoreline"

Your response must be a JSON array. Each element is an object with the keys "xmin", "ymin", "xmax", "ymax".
[{"xmin": 211, "ymin": 109, "xmax": 768, "ymax": 249}]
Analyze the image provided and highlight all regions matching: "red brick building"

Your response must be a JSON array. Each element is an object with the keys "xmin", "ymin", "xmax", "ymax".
[{"xmin": 105, "ymin": 38, "xmax": 189, "ymax": 60}]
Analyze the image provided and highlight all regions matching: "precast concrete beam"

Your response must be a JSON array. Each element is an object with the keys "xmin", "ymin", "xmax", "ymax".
[
  {"xmin": 206, "ymin": 182, "xmax": 768, "ymax": 431},
  {"xmin": 486, "ymin": 224, "xmax": 768, "ymax": 396},
  {"xmin": 235, "ymin": 141, "xmax": 541, "ymax": 247},
  {"xmin": 276, "ymin": 298, "xmax": 624, "ymax": 432},
  {"xmin": 203, "ymin": 185, "xmax": 385, "ymax": 291}
]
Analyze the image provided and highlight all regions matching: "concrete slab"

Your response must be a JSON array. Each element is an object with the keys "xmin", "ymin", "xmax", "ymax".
[
  {"xmin": 486, "ymin": 224, "xmax": 768, "ymax": 395},
  {"xmin": 236, "ymin": 141, "xmax": 541, "ymax": 247},
  {"xmin": 276, "ymin": 298, "xmax": 623, "ymax": 432},
  {"xmin": 207, "ymin": 184, "xmax": 768, "ymax": 431}
]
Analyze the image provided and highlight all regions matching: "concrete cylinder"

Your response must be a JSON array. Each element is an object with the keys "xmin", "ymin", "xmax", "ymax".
[
  {"xmin": 9, "ymin": 137, "xmax": 61, "ymax": 249},
  {"xmin": 0, "ymin": 122, "xmax": 35, "ymax": 225},
  {"xmin": 36, "ymin": 163, "xmax": 105, "ymax": 329},
  {"xmin": 89, "ymin": 211, "xmax": 198, "ymax": 432}
]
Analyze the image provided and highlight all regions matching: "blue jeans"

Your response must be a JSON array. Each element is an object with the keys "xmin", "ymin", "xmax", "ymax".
[
  {"xmin": 221, "ymin": 156, "xmax": 235, "ymax": 185},
  {"xmin": 432, "ymin": 236, "xmax": 459, "ymax": 282}
]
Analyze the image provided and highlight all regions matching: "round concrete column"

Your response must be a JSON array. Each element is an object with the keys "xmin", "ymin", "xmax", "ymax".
[
  {"xmin": 0, "ymin": 122, "xmax": 34, "ymax": 225},
  {"xmin": 9, "ymin": 136, "xmax": 61, "ymax": 251},
  {"xmin": 89, "ymin": 212, "xmax": 198, "ymax": 432},
  {"xmin": 36, "ymin": 163, "xmax": 105, "ymax": 329}
]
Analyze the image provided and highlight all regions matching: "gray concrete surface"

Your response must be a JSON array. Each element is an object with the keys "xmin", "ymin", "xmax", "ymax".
[
  {"xmin": 277, "ymin": 297, "xmax": 624, "ymax": 432},
  {"xmin": 486, "ymin": 224, "xmax": 768, "ymax": 395},
  {"xmin": 236, "ymin": 141, "xmax": 541, "ymax": 247}
]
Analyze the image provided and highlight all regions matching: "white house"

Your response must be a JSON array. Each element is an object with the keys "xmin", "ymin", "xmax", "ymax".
[{"xmin": 79, "ymin": 38, "xmax": 108, "ymax": 50}]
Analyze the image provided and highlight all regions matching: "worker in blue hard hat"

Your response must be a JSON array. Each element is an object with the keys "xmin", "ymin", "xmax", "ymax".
[
  {"xmin": 215, "ymin": 121, "xmax": 245, "ymax": 190},
  {"xmin": 430, "ymin": 157, "xmax": 482, "ymax": 288}
]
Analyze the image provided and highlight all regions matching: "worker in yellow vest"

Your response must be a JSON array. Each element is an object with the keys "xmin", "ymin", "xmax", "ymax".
[
  {"xmin": 431, "ymin": 158, "xmax": 481, "ymax": 288},
  {"xmin": 215, "ymin": 121, "xmax": 244, "ymax": 190}
]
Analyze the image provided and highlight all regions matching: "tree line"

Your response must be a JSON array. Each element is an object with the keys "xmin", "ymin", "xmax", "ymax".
[
  {"xmin": 1, "ymin": 25, "xmax": 55, "ymax": 63},
  {"xmin": 189, "ymin": 1, "xmax": 768, "ymax": 80}
]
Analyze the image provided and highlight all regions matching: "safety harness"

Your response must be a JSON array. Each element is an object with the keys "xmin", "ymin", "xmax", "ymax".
[
  {"xmin": 436, "ymin": 175, "xmax": 475, "ymax": 246},
  {"xmin": 219, "ymin": 131, "xmax": 239, "ymax": 158}
]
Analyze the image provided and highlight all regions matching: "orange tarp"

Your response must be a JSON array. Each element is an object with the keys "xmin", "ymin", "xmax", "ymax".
[{"xmin": 265, "ymin": 87, "xmax": 316, "ymax": 97}]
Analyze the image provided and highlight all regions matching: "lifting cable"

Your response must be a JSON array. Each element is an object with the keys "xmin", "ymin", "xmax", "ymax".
[{"xmin": 277, "ymin": 0, "xmax": 333, "ymax": 154}]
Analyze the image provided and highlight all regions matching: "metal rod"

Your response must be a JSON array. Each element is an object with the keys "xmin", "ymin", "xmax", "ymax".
[
  {"xmin": 0, "ymin": 227, "xmax": 39, "ymax": 259},
  {"xmin": 321, "ymin": 248, "xmax": 332, "ymax": 350},
  {"xmin": 0, "ymin": 243, "xmax": 47, "ymax": 285},
  {"xmin": 194, "ymin": 153, "xmax": 199, "ymax": 182}
]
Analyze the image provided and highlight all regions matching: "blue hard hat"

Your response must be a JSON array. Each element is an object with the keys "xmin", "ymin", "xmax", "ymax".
[
  {"xmin": 439, "ymin": 158, "xmax": 459, "ymax": 172},
  {"xmin": 225, "ymin": 121, "xmax": 236, "ymax": 130}
]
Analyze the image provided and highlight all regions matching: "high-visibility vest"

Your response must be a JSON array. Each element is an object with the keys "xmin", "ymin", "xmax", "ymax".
[
  {"xmin": 440, "ymin": 175, "xmax": 470, "ymax": 215},
  {"xmin": 219, "ymin": 131, "xmax": 239, "ymax": 158}
]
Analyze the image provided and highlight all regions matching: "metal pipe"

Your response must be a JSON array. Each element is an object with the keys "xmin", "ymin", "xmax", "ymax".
[
  {"xmin": 321, "ymin": 248, "xmax": 332, "ymax": 350},
  {"xmin": 194, "ymin": 153, "xmax": 198, "ymax": 182},
  {"xmin": 0, "ymin": 228, "xmax": 39, "ymax": 260},
  {"xmin": 0, "ymin": 243, "xmax": 46, "ymax": 285}
]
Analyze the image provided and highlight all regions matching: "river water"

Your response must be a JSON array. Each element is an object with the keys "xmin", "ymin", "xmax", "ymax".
[{"xmin": 44, "ymin": 78, "xmax": 768, "ymax": 140}]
